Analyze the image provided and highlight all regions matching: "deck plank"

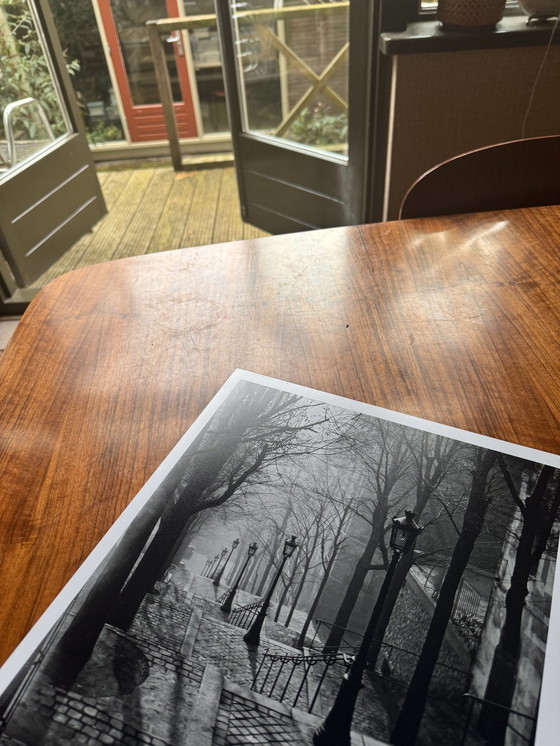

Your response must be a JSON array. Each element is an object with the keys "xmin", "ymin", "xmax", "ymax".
[
  {"xmin": 212, "ymin": 167, "xmax": 247, "ymax": 244},
  {"xmin": 145, "ymin": 171, "xmax": 196, "ymax": 254},
  {"xmin": 180, "ymin": 168, "xmax": 224, "ymax": 248},
  {"xmin": 58, "ymin": 168, "xmax": 158, "ymax": 272},
  {"xmin": 32, "ymin": 166, "xmax": 268, "ymax": 290},
  {"xmin": 108, "ymin": 168, "xmax": 175, "ymax": 260}
]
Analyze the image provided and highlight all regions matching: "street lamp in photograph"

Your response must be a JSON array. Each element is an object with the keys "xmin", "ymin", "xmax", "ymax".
[
  {"xmin": 220, "ymin": 541, "xmax": 258, "ymax": 613},
  {"xmin": 313, "ymin": 511, "xmax": 422, "ymax": 746},
  {"xmin": 208, "ymin": 547, "xmax": 227, "ymax": 581},
  {"xmin": 202, "ymin": 556, "xmax": 214, "ymax": 577},
  {"xmin": 206, "ymin": 553, "xmax": 221, "ymax": 577},
  {"xmin": 243, "ymin": 535, "xmax": 298, "ymax": 647},
  {"xmin": 213, "ymin": 538, "xmax": 240, "ymax": 587}
]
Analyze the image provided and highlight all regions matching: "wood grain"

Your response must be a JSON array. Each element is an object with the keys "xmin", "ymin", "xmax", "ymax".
[{"xmin": 1, "ymin": 205, "xmax": 560, "ymax": 664}]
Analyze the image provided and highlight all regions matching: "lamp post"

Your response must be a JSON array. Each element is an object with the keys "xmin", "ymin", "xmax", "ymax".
[
  {"xmin": 220, "ymin": 541, "xmax": 258, "ymax": 613},
  {"xmin": 209, "ymin": 549, "xmax": 226, "ymax": 577},
  {"xmin": 213, "ymin": 538, "xmax": 239, "ymax": 587},
  {"xmin": 313, "ymin": 511, "xmax": 422, "ymax": 746},
  {"xmin": 202, "ymin": 557, "xmax": 213, "ymax": 577},
  {"xmin": 243, "ymin": 535, "xmax": 298, "ymax": 646}
]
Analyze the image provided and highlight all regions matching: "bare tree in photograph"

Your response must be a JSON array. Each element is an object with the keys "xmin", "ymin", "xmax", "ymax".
[
  {"xmin": 254, "ymin": 499, "xmax": 294, "ymax": 596},
  {"xmin": 480, "ymin": 462, "xmax": 559, "ymax": 742},
  {"xmin": 275, "ymin": 473, "xmax": 341, "ymax": 627},
  {"xmin": 273, "ymin": 519, "xmax": 316, "ymax": 625},
  {"xmin": 109, "ymin": 386, "xmax": 330, "ymax": 629},
  {"xmin": 296, "ymin": 497, "xmax": 354, "ymax": 647},
  {"xmin": 324, "ymin": 418, "xmax": 416, "ymax": 652},
  {"xmin": 391, "ymin": 447, "xmax": 500, "ymax": 746},
  {"xmin": 47, "ymin": 382, "xmax": 329, "ymax": 686},
  {"xmin": 366, "ymin": 432, "xmax": 466, "ymax": 669}
]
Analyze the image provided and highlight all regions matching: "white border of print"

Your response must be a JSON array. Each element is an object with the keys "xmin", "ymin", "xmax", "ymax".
[{"xmin": 1, "ymin": 368, "xmax": 559, "ymax": 745}]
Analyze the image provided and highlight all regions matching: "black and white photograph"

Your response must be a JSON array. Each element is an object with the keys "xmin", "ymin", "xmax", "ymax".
[{"xmin": 1, "ymin": 370, "xmax": 559, "ymax": 746}]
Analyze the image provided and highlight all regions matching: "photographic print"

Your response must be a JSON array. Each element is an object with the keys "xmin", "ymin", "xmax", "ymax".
[{"xmin": 0, "ymin": 370, "xmax": 559, "ymax": 746}]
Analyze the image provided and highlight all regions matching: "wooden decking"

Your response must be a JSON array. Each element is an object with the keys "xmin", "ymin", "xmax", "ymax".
[{"xmin": 31, "ymin": 165, "xmax": 268, "ymax": 290}]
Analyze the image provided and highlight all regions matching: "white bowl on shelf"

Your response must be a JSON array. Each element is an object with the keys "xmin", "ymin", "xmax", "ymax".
[{"xmin": 518, "ymin": 0, "xmax": 560, "ymax": 19}]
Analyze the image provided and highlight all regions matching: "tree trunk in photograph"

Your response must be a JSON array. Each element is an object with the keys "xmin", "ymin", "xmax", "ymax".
[
  {"xmin": 284, "ymin": 571, "xmax": 305, "ymax": 626},
  {"xmin": 257, "ymin": 511, "xmax": 290, "ymax": 596},
  {"xmin": 297, "ymin": 542, "xmax": 341, "ymax": 648},
  {"xmin": 480, "ymin": 465, "xmax": 555, "ymax": 742},
  {"xmin": 391, "ymin": 449, "xmax": 497, "ymax": 746},
  {"xmin": 297, "ymin": 502, "xmax": 352, "ymax": 648},
  {"xmin": 284, "ymin": 546, "xmax": 315, "ymax": 626},
  {"xmin": 365, "ymin": 437, "xmax": 453, "ymax": 668},
  {"xmin": 367, "ymin": 540, "xmax": 416, "ymax": 669},
  {"xmin": 227, "ymin": 546, "xmax": 246, "ymax": 584},
  {"xmin": 274, "ymin": 577, "xmax": 291, "ymax": 622},
  {"xmin": 155, "ymin": 515, "xmax": 195, "ymax": 582},
  {"xmin": 248, "ymin": 550, "xmax": 266, "ymax": 594},
  {"xmin": 43, "ymin": 493, "xmax": 168, "ymax": 688},
  {"xmin": 110, "ymin": 392, "xmax": 283, "ymax": 629},
  {"xmin": 323, "ymin": 503, "xmax": 384, "ymax": 652}
]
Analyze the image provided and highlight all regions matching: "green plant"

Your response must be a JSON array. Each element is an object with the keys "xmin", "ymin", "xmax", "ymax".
[
  {"xmin": 286, "ymin": 103, "xmax": 348, "ymax": 149},
  {"xmin": 86, "ymin": 123, "xmax": 124, "ymax": 145}
]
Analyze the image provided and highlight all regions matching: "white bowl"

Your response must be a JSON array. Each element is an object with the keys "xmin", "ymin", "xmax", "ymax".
[{"xmin": 518, "ymin": 0, "xmax": 560, "ymax": 18}]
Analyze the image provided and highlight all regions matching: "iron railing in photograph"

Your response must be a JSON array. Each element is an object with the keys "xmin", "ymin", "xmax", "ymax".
[
  {"xmin": 251, "ymin": 647, "xmax": 350, "ymax": 713},
  {"xmin": 309, "ymin": 618, "xmax": 363, "ymax": 654},
  {"xmin": 452, "ymin": 578, "xmax": 488, "ymax": 624},
  {"xmin": 228, "ymin": 599, "xmax": 263, "ymax": 629},
  {"xmin": 308, "ymin": 617, "xmax": 471, "ymax": 696},
  {"xmin": 460, "ymin": 693, "xmax": 536, "ymax": 746},
  {"xmin": 430, "ymin": 576, "xmax": 488, "ymax": 652},
  {"xmin": 381, "ymin": 640, "xmax": 471, "ymax": 697}
]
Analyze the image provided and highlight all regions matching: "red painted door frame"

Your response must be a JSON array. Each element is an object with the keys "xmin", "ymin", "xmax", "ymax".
[{"xmin": 98, "ymin": 0, "xmax": 198, "ymax": 142}]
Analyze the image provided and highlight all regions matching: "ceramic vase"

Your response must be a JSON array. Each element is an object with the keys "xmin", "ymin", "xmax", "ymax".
[{"xmin": 437, "ymin": 0, "xmax": 508, "ymax": 30}]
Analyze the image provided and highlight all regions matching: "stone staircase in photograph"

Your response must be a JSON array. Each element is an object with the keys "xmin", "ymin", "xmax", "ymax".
[{"xmin": 0, "ymin": 568, "xmax": 385, "ymax": 746}]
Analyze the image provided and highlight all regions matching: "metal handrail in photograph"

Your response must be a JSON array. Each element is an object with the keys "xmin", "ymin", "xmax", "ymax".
[
  {"xmin": 228, "ymin": 599, "xmax": 263, "ymax": 629},
  {"xmin": 252, "ymin": 647, "xmax": 350, "ymax": 713}
]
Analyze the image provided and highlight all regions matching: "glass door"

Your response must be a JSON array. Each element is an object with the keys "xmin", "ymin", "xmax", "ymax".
[
  {"xmin": 0, "ymin": 1, "xmax": 70, "ymax": 170},
  {"xmin": 0, "ymin": 0, "xmax": 105, "ymax": 295},
  {"xmin": 98, "ymin": 0, "xmax": 198, "ymax": 142},
  {"xmin": 215, "ymin": 0, "xmax": 375, "ymax": 233}
]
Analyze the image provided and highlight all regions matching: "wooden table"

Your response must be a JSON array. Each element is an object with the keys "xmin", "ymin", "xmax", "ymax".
[{"xmin": 1, "ymin": 205, "xmax": 560, "ymax": 666}]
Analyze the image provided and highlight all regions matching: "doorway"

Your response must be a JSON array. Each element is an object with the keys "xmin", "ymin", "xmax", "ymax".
[
  {"xmin": 215, "ymin": 0, "xmax": 375, "ymax": 233},
  {"xmin": 97, "ymin": 0, "xmax": 199, "ymax": 142}
]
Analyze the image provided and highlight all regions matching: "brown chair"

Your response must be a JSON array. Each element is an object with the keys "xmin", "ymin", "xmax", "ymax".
[{"xmin": 399, "ymin": 135, "xmax": 560, "ymax": 220}]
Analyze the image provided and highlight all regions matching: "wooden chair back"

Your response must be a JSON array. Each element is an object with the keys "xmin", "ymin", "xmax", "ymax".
[{"xmin": 399, "ymin": 135, "xmax": 560, "ymax": 220}]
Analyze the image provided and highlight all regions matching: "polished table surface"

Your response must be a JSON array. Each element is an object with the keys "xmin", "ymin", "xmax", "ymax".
[{"xmin": 1, "ymin": 205, "xmax": 560, "ymax": 665}]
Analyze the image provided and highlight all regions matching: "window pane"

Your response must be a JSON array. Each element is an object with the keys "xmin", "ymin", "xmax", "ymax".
[
  {"xmin": 110, "ymin": 0, "xmax": 182, "ymax": 106},
  {"xmin": 49, "ymin": 0, "xmax": 125, "ymax": 145},
  {"xmin": 0, "ymin": 0, "xmax": 70, "ymax": 171},
  {"xmin": 189, "ymin": 21, "xmax": 229, "ymax": 134},
  {"xmin": 232, "ymin": 0, "xmax": 349, "ymax": 158}
]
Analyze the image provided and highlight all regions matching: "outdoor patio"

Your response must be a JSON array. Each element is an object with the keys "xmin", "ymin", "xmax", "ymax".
[{"xmin": 30, "ymin": 163, "xmax": 268, "ymax": 291}]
